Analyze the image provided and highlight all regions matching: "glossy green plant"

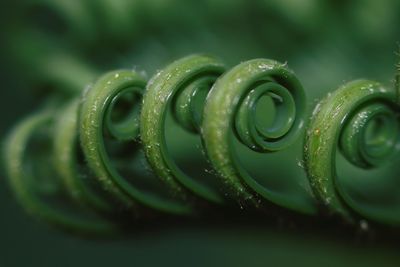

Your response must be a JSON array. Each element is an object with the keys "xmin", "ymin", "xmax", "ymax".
[
  {"xmin": 53, "ymin": 99, "xmax": 115, "ymax": 214},
  {"xmin": 140, "ymin": 55, "xmax": 226, "ymax": 205},
  {"xmin": 202, "ymin": 59, "xmax": 316, "ymax": 214},
  {"xmin": 79, "ymin": 69, "xmax": 192, "ymax": 215},
  {"xmin": 3, "ymin": 107, "xmax": 117, "ymax": 234},
  {"xmin": 304, "ymin": 77, "xmax": 400, "ymax": 225},
  {"xmin": 141, "ymin": 55, "xmax": 316, "ymax": 214},
  {"xmin": 6, "ymin": 53, "xmax": 400, "ymax": 234}
]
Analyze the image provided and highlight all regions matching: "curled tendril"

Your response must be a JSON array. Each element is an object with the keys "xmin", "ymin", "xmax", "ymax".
[
  {"xmin": 304, "ymin": 79, "xmax": 400, "ymax": 224},
  {"xmin": 10, "ymin": 53, "xmax": 400, "ymax": 231},
  {"xmin": 202, "ymin": 59, "xmax": 313, "ymax": 213},
  {"xmin": 53, "ymin": 99, "xmax": 115, "ymax": 214},
  {"xmin": 79, "ymin": 70, "xmax": 191, "ymax": 215},
  {"xmin": 3, "ymin": 109, "xmax": 116, "ymax": 234},
  {"xmin": 140, "ymin": 55, "xmax": 225, "ymax": 204}
]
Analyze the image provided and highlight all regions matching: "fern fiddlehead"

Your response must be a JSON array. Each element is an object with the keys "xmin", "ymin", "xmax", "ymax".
[
  {"xmin": 140, "ymin": 55, "xmax": 317, "ymax": 214},
  {"xmin": 140, "ymin": 55, "xmax": 226, "ymax": 205},
  {"xmin": 6, "ymin": 52, "xmax": 400, "ymax": 234},
  {"xmin": 304, "ymin": 78, "xmax": 400, "ymax": 225},
  {"xmin": 79, "ymin": 69, "xmax": 192, "ymax": 215},
  {"xmin": 53, "ymin": 99, "xmax": 115, "ymax": 214},
  {"xmin": 202, "ymin": 59, "xmax": 317, "ymax": 214},
  {"xmin": 3, "ymin": 105, "xmax": 117, "ymax": 234}
]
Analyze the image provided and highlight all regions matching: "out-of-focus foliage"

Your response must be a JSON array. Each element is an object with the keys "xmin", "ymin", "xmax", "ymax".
[{"xmin": 4, "ymin": 0, "xmax": 400, "ymax": 97}]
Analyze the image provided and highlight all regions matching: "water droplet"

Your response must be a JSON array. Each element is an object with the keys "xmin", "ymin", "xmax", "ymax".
[
  {"xmin": 360, "ymin": 219, "xmax": 369, "ymax": 231},
  {"xmin": 297, "ymin": 159, "xmax": 304, "ymax": 169}
]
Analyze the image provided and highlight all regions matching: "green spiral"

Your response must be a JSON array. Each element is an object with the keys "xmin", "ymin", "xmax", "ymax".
[
  {"xmin": 304, "ymin": 79, "xmax": 400, "ymax": 225},
  {"xmin": 79, "ymin": 69, "xmax": 192, "ymax": 215},
  {"xmin": 3, "ymin": 107, "xmax": 117, "ymax": 234},
  {"xmin": 140, "ymin": 55, "xmax": 226, "ymax": 205},
  {"xmin": 53, "ymin": 99, "xmax": 115, "ymax": 214},
  {"xmin": 202, "ymin": 59, "xmax": 316, "ymax": 214},
  {"xmin": 7, "ymin": 52, "xmax": 400, "ymax": 233}
]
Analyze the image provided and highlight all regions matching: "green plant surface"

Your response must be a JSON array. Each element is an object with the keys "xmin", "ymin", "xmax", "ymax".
[
  {"xmin": 3, "ymin": 109, "xmax": 117, "ymax": 234},
  {"xmin": 304, "ymin": 79, "xmax": 400, "ymax": 225},
  {"xmin": 79, "ymin": 69, "xmax": 192, "ymax": 215},
  {"xmin": 140, "ymin": 55, "xmax": 225, "ymax": 205},
  {"xmin": 202, "ymin": 59, "xmax": 317, "ymax": 214},
  {"xmin": 53, "ymin": 99, "xmax": 115, "ymax": 214}
]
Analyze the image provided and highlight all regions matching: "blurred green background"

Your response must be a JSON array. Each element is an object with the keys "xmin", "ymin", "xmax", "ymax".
[{"xmin": 1, "ymin": 0, "xmax": 400, "ymax": 266}]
